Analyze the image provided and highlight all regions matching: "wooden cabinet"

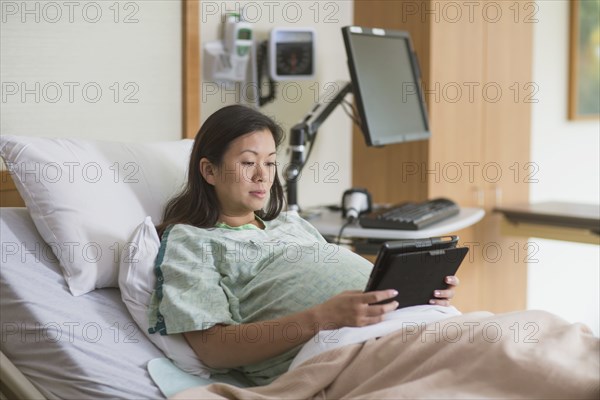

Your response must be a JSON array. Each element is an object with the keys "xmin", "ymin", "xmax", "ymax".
[
  {"xmin": 0, "ymin": 170, "xmax": 25, "ymax": 207},
  {"xmin": 353, "ymin": 0, "xmax": 532, "ymax": 313}
]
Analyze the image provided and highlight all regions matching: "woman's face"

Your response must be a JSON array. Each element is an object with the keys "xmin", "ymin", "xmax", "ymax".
[{"xmin": 204, "ymin": 129, "xmax": 277, "ymax": 218}]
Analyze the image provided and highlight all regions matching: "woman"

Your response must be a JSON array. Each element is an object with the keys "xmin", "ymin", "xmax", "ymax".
[{"xmin": 148, "ymin": 105, "xmax": 459, "ymax": 385}]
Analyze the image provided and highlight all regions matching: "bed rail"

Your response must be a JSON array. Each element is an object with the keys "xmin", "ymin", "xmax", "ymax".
[{"xmin": 0, "ymin": 351, "xmax": 45, "ymax": 400}]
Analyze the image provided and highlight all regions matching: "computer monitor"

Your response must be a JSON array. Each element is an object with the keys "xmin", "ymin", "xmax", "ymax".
[{"xmin": 342, "ymin": 26, "xmax": 430, "ymax": 147}]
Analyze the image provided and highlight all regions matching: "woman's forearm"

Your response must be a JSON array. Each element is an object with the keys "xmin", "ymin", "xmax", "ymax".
[
  {"xmin": 183, "ymin": 307, "xmax": 322, "ymax": 369},
  {"xmin": 183, "ymin": 289, "xmax": 398, "ymax": 369}
]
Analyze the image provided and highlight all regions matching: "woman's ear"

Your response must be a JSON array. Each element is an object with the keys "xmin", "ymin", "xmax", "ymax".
[{"xmin": 199, "ymin": 158, "xmax": 217, "ymax": 185}]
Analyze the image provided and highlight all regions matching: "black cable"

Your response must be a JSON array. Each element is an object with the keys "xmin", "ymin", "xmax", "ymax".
[
  {"xmin": 300, "ymin": 98, "xmax": 356, "ymax": 177},
  {"xmin": 336, "ymin": 217, "xmax": 354, "ymax": 245},
  {"xmin": 256, "ymin": 40, "xmax": 276, "ymax": 107},
  {"xmin": 342, "ymin": 100, "xmax": 362, "ymax": 128},
  {"xmin": 344, "ymin": 99, "xmax": 359, "ymax": 118},
  {"xmin": 340, "ymin": 100, "xmax": 355, "ymax": 123}
]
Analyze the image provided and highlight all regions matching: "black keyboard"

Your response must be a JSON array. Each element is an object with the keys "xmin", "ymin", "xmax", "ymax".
[{"xmin": 359, "ymin": 198, "xmax": 460, "ymax": 230}]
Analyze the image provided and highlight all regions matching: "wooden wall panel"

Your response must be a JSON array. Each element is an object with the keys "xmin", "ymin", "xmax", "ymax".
[
  {"xmin": 427, "ymin": 13, "xmax": 484, "ymax": 207},
  {"xmin": 424, "ymin": 2, "xmax": 485, "ymax": 313},
  {"xmin": 482, "ymin": 0, "xmax": 532, "ymax": 210},
  {"xmin": 0, "ymin": 170, "xmax": 25, "ymax": 207},
  {"xmin": 352, "ymin": 0, "xmax": 430, "ymax": 204},
  {"xmin": 475, "ymin": 0, "xmax": 533, "ymax": 313},
  {"xmin": 183, "ymin": 0, "xmax": 200, "ymax": 139}
]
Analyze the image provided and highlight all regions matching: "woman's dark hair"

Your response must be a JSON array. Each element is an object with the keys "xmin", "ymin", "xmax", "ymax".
[{"xmin": 156, "ymin": 105, "xmax": 285, "ymax": 236}]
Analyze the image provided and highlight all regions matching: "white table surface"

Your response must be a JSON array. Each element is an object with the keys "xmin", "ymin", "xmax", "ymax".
[{"xmin": 304, "ymin": 206, "xmax": 485, "ymax": 240}]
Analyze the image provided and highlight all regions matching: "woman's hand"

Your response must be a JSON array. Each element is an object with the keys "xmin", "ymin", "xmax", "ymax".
[
  {"xmin": 313, "ymin": 290, "xmax": 399, "ymax": 330},
  {"xmin": 430, "ymin": 275, "xmax": 460, "ymax": 306}
]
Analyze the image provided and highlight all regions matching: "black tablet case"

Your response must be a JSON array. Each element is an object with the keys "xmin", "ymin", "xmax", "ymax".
[{"xmin": 367, "ymin": 246, "xmax": 469, "ymax": 309}]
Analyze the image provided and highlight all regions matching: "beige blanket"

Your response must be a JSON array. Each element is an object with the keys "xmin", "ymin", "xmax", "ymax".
[{"xmin": 172, "ymin": 310, "xmax": 599, "ymax": 399}]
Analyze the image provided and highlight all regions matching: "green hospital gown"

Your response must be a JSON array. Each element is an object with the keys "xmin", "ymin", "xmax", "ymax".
[{"xmin": 147, "ymin": 211, "xmax": 372, "ymax": 385}]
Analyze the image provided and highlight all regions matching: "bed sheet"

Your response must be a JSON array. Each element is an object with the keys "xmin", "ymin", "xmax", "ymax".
[{"xmin": 0, "ymin": 208, "xmax": 165, "ymax": 399}]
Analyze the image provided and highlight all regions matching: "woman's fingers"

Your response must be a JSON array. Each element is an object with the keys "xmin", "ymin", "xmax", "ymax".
[
  {"xmin": 433, "ymin": 288, "xmax": 455, "ymax": 299},
  {"xmin": 365, "ymin": 300, "xmax": 398, "ymax": 316},
  {"xmin": 430, "ymin": 277, "xmax": 458, "ymax": 306},
  {"xmin": 429, "ymin": 275, "xmax": 459, "ymax": 305},
  {"xmin": 362, "ymin": 289, "xmax": 398, "ymax": 305},
  {"xmin": 429, "ymin": 298, "xmax": 450, "ymax": 306},
  {"xmin": 445, "ymin": 275, "xmax": 460, "ymax": 286}
]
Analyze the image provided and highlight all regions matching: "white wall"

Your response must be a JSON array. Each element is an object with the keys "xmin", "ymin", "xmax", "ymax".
[
  {"xmin": 0, "ymin": 0, "xmax": 181, "ymax": 142},
  {"xmin": 529, "ymin": 0, "xmax": 600, "ymax": 335},
  {"xmin": 199, "ymin": 1, "xmax": 353, "ymax": 209}
]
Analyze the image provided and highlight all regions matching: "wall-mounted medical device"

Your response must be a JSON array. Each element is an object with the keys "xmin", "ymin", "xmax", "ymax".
[
  {"xmin": 253, "ymin": 27, "xmax": 316, "ymax": 107},
  {"xmin": 269, "ymin": 27, "xmax": 316, "ymax": 80},
  {"xmin": 203, "ymin": 14, "xmax": 253, "ymax": 83},
  {"xmin": 202, "ymin": 13, "xmax": 316, "ymax": 107}
]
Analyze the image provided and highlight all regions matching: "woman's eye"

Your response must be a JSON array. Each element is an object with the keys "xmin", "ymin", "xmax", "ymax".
[
  {"xmin": 266, "ymin": 162, "xmax": 277, "ymax": 167},
  {"xmin": 241, "ymin": 161, "xmax": 255, "ymax": 166}
]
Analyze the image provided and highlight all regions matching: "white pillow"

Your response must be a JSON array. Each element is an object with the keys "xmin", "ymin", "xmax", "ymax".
[
  {"xmin": 0, "ymin": 135, "xmax": 192, "ymax": 296},
  {"xmin": 119, "ymin": 217, "xmax": 210, "ymax": 377}
]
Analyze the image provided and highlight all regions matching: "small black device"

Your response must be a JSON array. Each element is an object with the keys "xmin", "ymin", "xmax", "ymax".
[
  {"xmin": 365, "ymin": 236, "xmax": 468, "ymax": 309},
  {"xmin": 359, "ymin": 198, "xmax": 460, "ymax": 230}
]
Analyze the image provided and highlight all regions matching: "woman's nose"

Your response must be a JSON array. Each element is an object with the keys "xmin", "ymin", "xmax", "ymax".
[{"xmin": 253, "ymin": 164, "xmax": 264, "ymax": 182}]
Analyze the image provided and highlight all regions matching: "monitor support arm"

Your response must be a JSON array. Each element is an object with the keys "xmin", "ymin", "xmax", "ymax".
[{"xmin": 284, "ymin": 81, "xmax": 353, "ymax": 212}]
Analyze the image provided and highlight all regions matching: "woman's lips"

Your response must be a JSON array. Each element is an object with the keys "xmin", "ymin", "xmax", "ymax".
[{"xmin": 250, "ymin": 190, "xmax": 266, "ymax": 199}]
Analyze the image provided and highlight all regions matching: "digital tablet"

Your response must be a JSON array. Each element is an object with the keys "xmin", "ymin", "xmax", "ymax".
[
  {"xmin": 365, "ymin": 237, "xmax": 468, "ymax": 309},
  {"xmin": 365, "ymin": 236, "xmax": 458, "ymax": 291}
]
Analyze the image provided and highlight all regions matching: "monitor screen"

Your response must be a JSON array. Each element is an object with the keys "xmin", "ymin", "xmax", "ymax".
[{"xmin": 342, "ymin": 26, "xmax": 430, "ymax": 146}]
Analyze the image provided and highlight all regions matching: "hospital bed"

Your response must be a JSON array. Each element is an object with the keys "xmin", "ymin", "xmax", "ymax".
[{"xmin": 1, "ymin": 207, "xmax": 165, "ymax": 399}]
